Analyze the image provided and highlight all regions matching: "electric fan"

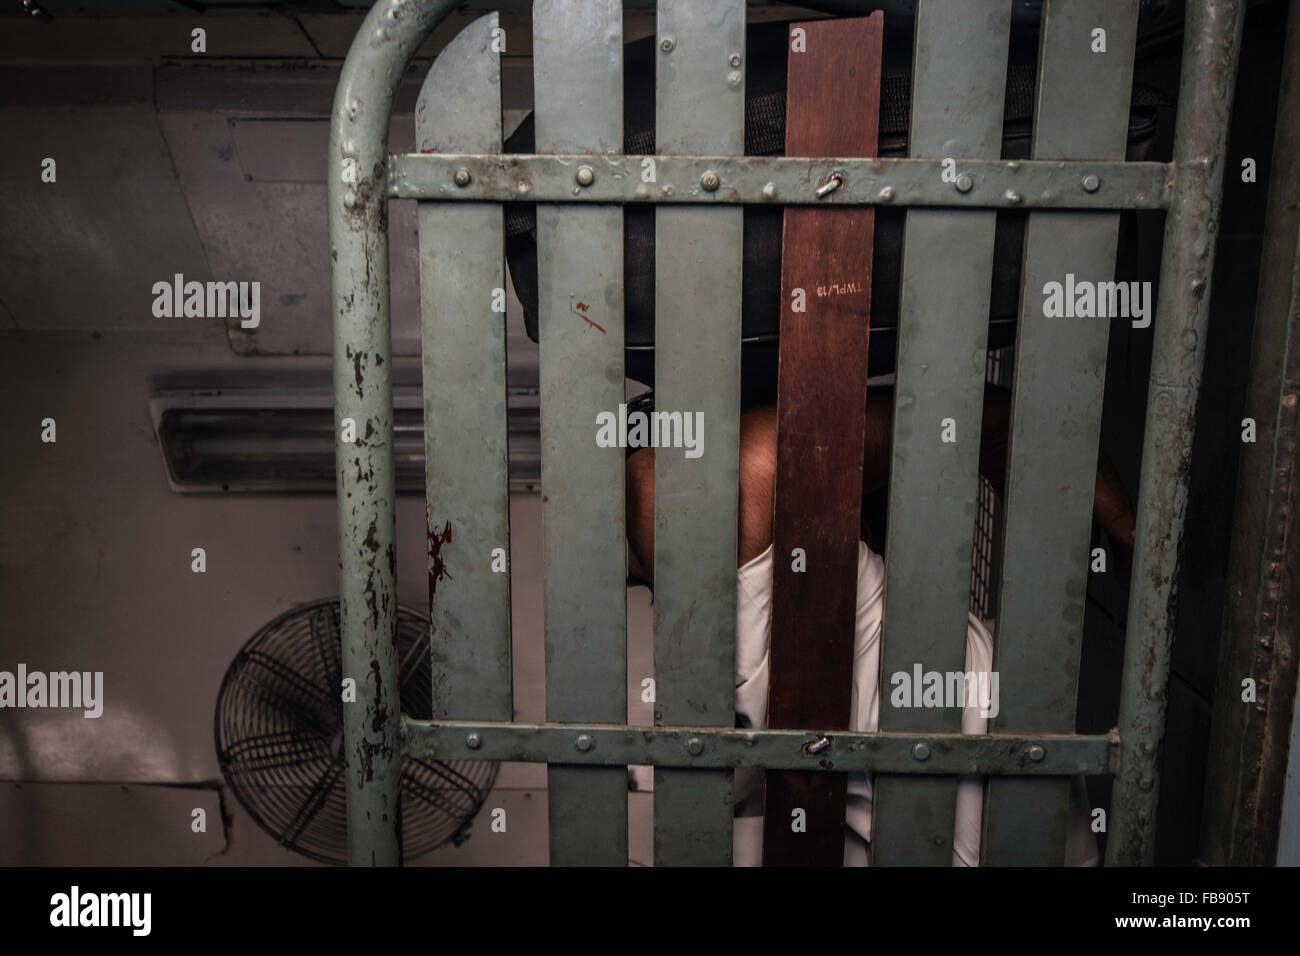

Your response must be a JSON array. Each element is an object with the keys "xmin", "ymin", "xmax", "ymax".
[{"xmin": 215, "ymin": 598, "xmax": 497, "ymax": 864}]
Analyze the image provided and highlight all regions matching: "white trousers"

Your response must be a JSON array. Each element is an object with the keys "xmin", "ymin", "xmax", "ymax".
[{"xmin": 731, "ymin": 541, "xmax": 1099, "ymax": 867}]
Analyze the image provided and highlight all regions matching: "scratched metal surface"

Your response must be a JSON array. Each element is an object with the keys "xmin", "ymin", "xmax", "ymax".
[
  {"xmin": 981, "ymin": 0, "xmax": 1139, "ymax": 866},
  {"xmin": 416, "ymin": 13, "xmax": 513, "ymax": 727},
  {"xmin": 533, "ymin": 0, "xmax": 630, "ymax": 867},
  {"xmin": 651, "ymin": 0, "xmax": 746, "ymax": 867},
  {"xmin": 871, "ymin": 0, "xmax": 1011, "ymax": 868},
  {"xmin": 1110, "ymin": 0, "xmax": 1246, "ymax": 865},
  {"xmin": 330, "ymin": 0, "xmax": 460, "ymax": 866}
]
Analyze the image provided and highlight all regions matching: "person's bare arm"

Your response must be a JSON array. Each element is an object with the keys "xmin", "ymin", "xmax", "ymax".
[
  {"xmin": 974, "ymin": 385, "xmax": 1137, "ymax": 572},
  {"xmin": 626, "ymin": 403, "xmax": 780, "ymax": 585}
]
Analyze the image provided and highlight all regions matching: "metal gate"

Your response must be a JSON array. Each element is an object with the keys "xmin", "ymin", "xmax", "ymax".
[{"xmin": 328, "ymin": 0, "xmax": 1244, "ymax": 866}]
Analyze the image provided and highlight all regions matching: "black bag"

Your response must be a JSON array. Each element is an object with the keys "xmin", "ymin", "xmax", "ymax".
[{"xmin": 504, "ymin": 19, "xmax": 1166, "ymax": 408}]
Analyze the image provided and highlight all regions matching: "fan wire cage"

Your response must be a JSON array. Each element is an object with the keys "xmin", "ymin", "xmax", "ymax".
[{"xmin": 215, "ymin": 598, "xmax": 498, "ymax": 865}]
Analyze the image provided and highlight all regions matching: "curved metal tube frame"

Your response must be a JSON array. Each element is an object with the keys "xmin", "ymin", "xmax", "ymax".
[{"xmin": 330, "ymin": 0, "xmax": 1245, "ymax": 866}]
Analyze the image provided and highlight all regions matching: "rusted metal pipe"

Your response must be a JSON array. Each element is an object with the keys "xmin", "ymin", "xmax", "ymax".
[
  {"xmin": 330, "ymin": 0, "xmax": 459, "ymax": 867},
  {"xmin": 1201, "ymin": 1, "xmax": 1300, "ymax": 867},
  {"xmin": 1107, "ymin": 0, "xmax": 1246, "ymax": 866}
]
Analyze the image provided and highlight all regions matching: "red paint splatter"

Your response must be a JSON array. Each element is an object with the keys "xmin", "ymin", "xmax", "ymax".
[
  {"xmin": 429, "ymin": 520, "xmax": 453, "ymax": 598},
  {"xmin": 573, "ymin": 301, "xmax": 606, "ymax": 334}
]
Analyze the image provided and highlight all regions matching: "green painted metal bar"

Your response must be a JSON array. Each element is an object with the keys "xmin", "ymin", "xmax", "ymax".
[
  {"xmin": 330, "ymin": 0, "xmax": 459, "ymax": 867},
  {"xmin": 652, "ymin": 0, "xmax": 745, "ymax": 867},
  {"xmin": 872, "ymin": 0, "xmax": 1011, "ymax": 867},
  {"xmin": 416, "ymin": 14, "xmax": 511, "ymax": 724},
  {"xmin": 403, "ymin": 720, "xmax": 1118, "ymax": 776},
  {"xmin": 532, "ymin": 0, "xmax": 629, "ymax": 867},
  {"xmin": 1204, "ymin": 3, "xmax": 1300, "ymax": 866},
  {"xmin": 1109, "ymin": 0, "xmax": 1247, "ymax": 866},
  {"xmin": 983, "ymin": 0, "xmax": 1138, "ymax": 866},
  {"xmin": 388, "ymin": 154, "xmax": 1172, "ymax": 208}
]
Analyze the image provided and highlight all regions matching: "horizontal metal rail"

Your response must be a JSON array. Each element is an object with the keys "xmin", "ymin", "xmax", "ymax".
[
  {"xmin": 388, "ymin": 154, "xmax": 1174, "ymax": 208},
  {"xmin": 402, "ymin": 719, "xmax": 1119, "ymax": 775}
]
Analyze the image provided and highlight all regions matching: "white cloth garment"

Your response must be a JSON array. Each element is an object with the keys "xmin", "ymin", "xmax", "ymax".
[{"xmin": 730, "ymin": 540, "xmax": 1099, "ymax": 867}]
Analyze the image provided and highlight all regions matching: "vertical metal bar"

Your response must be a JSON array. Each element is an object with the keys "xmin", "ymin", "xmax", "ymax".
[
  {"xmin": 416, "ymin": 15, "xmax": 510, "ymax": 720},
  {"xmin": 1207, "ymin": 214, "xmax": 1300, "ymax": 864},
  {"xmin": 329, "ymin": 0, "xmax": 459, "ymax": 867},
  {"xmin": 1202, "ymin": 2, "xmax": 1300, "ymax": 868},
  {"xmin": 533, "ymin": 0, "xmax": 629, "ymax": 867},
  {"xmin": 871, "ymin": 0, "xmax": 1010, "ymax": 867},
  {"xmin": 982, "ymin": 0, "xmax": 1138, "ymax": 866},
  {"xmin": 1250, "ymin": 9, "xmax": 1300, "ymax": 864},
  {"xmin": 653, "ymin": 0, "xmax": 745, "ymax": 866},
  {"xmin": 1109, "ymin": 0, "xmax": 1247, "ymax": 866}
]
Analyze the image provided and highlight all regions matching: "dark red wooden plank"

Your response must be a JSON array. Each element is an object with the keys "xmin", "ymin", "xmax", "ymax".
[{"xmin": 761, "ymin": 13, "xmax": 881, "ymax": 867}]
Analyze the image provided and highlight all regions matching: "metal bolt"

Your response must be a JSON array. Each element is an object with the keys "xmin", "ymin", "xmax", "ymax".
[
  {"xmin": 1028, "ymin": 744, "xmax": 1046, "ymax": 762},
  {"xmin": 686, "ymin": 737, "xmax": 704, "ymax": 756},
  {"xmin": 1082, "ymin": 173, "xmax": 1101, "ymax": 193},
  {"xmin": 912, "ymin": 742, "xmax": 931, "ymax": 761},
  {"xmin": 660, "ymin": 36, "xmax": 675, "ymax": 53},
  {"xmin": 1005, "ymin": 189, "xmax": 1022, "ymax": 204},
  {"xmin": 761, "ymin": 182, "xmax": 777, "ymax": 200},
  {"xmin": 575, "ymin": 164, "xmax": 595, "ymax": 187},
  {"xmin": 815, "ymin": 172, "xmax": 845, "ymax": 199},
  {"xmin": 877, "ymin": 186, "xmax": 895, "ymax": 203},
  {"xmin": 729, "ymin": 53, "xmax": 742, "ymax": 67},
  {"xmin": 700, "ymin": 170, "xmax": 720, "ymax": 191},
  {"xmin": 955, "ymin": 173, "xmax": 973, "ymax": 193},
  {"xmin": 465, "ymin": 732, "xmax": 482, "ymax": 750},
  {"xmin": 804, "ymin": 736, "xmax": 831, "ymax": 755},
  {"xmin": 453, "ymin": 167, "xmax": 471, "ymax": 187},
  {"xmin": 575, "ymin": 734, "xmax": 593, "ymax": 753}
]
